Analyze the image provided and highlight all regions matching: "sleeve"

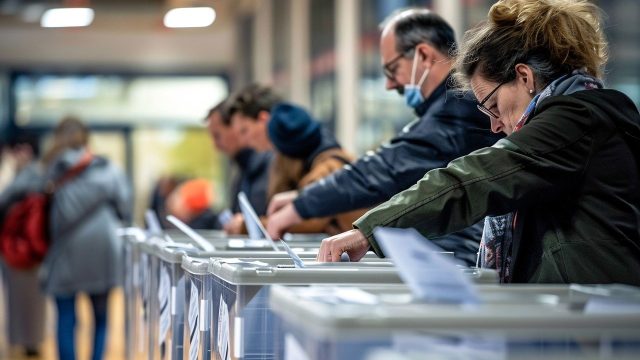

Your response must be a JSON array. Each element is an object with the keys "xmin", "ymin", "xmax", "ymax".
[
  {"xmin": 293, "ymin": 118, "xmax": 460, "ymax": 219},
  {"xmin": 354, "ymin": 100, "xmax": 599, "ymax": 256}
]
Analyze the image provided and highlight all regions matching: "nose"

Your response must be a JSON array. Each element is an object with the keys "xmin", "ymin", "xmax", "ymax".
[{"xmin": 490, "ymin": 117, "xmax": 503, "ymax": 134}]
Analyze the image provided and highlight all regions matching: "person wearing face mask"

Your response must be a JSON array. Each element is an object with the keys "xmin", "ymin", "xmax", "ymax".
[
  {"xmin": 267, "ymin": 9, "xmax": 503, "ymax": 265},
  {"xmin": 316, "ymin": 0, "xmax": 640, "ymax": 286}
]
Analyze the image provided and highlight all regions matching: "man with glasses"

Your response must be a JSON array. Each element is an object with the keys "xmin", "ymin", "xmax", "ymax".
[{"xmin": 267, "ymin": 9, "xmax": 503, "ymax": 265}]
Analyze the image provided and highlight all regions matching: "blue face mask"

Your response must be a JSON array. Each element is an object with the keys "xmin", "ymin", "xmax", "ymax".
[{"xmin": 404, "ymin": 50, "xmax": 430, "ymax": 108}]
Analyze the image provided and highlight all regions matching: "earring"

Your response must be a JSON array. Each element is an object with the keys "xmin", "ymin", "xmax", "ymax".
[{"xmin": 529, "ymin": 89, "xmax": 534, "ymax": 94}]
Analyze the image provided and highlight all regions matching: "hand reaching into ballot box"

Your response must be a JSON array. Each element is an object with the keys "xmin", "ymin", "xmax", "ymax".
[
  {"xmin": 317, "ymin": 229, "xmax": 370, "ymax": 262},
  {"xmin": 266, "ymin": 202, "xmax": 302, "ymax": 240},
  {"xmin": 267, "ymin": 190, "xmax": 298, "ymax": 215}
]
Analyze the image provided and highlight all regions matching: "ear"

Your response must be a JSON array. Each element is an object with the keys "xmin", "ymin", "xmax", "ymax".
[
  {"xmin": 415, "ymin": 43, "xmax": 434, "ymax": 64},
  {"xmin": 258, "ymin": 110, "xmax": 271, "ymax": 125},
  {"xmin": 514, "ymin": 63, "xmax": 536, "ymax": 92}
]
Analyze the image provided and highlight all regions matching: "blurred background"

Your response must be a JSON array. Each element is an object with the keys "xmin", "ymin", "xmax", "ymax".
[{"xmin": 0, "ymin": 0, "xmax": 638, "ymax": 224}]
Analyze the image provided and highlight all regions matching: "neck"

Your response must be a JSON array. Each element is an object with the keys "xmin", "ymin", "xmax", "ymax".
[{"xmin": 420, "ymin": 60, "xmax": 451, "ymax": 98}]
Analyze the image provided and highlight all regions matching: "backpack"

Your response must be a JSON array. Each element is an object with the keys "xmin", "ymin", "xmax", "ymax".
[
  {"xmin": 0, "ymin": 192, "xmax": 50, "ymax": 269},
  {"xmin": 0, "ymin": 152, "xmax": 93, "ymax": 269}
]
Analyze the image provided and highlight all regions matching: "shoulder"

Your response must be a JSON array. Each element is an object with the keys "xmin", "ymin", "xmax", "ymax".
[{"xmin": 510, "ymin": 90, "xmax": 630, "ymax": 153}]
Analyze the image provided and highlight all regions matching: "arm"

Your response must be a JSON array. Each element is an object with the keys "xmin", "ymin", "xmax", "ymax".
[
  {"xmin": 356, "ymin": 100, "xmax": 598, "ymax": 257},
  {"xmin": 294, "ymin": 119, "xmax": 455, "ymax": 219}
]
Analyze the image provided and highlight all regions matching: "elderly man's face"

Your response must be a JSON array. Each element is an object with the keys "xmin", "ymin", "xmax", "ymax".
[{"xmin": 380, "ymin": 30, "xmax": 414, "ymax": 95}]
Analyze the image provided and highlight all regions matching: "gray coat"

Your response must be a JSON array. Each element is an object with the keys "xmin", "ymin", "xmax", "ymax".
[{"xmin": 39, "ymin": 148, "xmax": 131, "ymax": 296}]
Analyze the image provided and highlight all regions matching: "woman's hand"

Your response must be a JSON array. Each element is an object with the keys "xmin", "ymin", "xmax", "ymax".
[{"xmin": 316, "ymin": 229, "xmax": 370, "ymax": 262}]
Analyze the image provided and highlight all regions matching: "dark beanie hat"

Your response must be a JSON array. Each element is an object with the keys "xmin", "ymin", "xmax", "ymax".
[{"xmin": 268, "ymin": 102, "xmax": 322, "ymax": 159}]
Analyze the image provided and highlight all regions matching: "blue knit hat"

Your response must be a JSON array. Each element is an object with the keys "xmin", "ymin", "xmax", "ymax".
[{"xmin": 268, "ymin": 102, "xmax": 322, "ymax": 159}]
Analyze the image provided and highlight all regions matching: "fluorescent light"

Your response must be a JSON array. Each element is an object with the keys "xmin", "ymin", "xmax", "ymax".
[
  {"xmin": 164, "ymin": 7, "xmax": 216, "ymax": 28},
  {"xmin": 41, "ymin": 8, "xmax": 94, "ymax": 28}
]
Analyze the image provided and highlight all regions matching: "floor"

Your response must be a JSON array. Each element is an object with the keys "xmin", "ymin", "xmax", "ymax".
[{"xmin": 1, "ymin": 289, "xmax": 126, "ymax": 360}]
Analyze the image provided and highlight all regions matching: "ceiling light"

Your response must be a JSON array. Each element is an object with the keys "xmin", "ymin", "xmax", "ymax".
[
  {"xmin": 164, "ymin": 7, "xmax": 216, "ymax": 28},
  {"xmin": 40, "ymin": 8, "xmax": 94, "ymax": 28}
]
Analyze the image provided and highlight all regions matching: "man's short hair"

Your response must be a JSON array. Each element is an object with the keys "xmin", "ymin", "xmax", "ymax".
[
  {"xmin": 205, "ymin": 99, "xmax": 231, "ymax": 126},
  {"xmin": 380, "ymin": 8, "xmax": 456, "ymax": 57},
  {"xmin": 227, "ymin": 84, "xmax": 282, "ymax": 122}
]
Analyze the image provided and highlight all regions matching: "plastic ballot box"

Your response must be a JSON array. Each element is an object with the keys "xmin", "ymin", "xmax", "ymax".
[
  {"xmin": 270, "ymin": 284, "xmax": 640, "ymax": 360},
  {"xmin": 143, "ymin": 241, "xmax": 322, "ymax": 360},
  {"xmin": 194, "ymin": 257, "xmax": 495, "ymax": 360}
]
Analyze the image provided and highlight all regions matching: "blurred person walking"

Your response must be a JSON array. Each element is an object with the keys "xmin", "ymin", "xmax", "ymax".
[
  {"xmin": 39, "ymin": 116, "xmax": 131, "ymax": 360},
  {"xmin": 0, "ymin": 136, "xmax": 46, "ymax": 358}
]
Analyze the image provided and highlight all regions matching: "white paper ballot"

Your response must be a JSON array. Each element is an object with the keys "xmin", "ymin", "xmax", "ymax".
[
  {"xmin": 278, "ymin": 238, "xmax": 306, "ymax": 268},
  {"xmin": 217, "ymin": 296, "xmax": 230, "ymax": 360},
  {"xmin": 158, "ymin": 266, "xmax": 171, "ymax": 345},
  {"xmin": 166, "ymin": 215, "xmax": 215, "ymax": 252},
  {"xmin": 373, "ymin": 227, "xmax": 480, "ymax": 304},
  {"xmin": 218, "ymin": 209, "xmax": 234, "ymax": 226},
  {"xmin": 145, "ymin": 209, "xmax": 163, "ymax": 235},
  {"xmin": 238, "ymin": 192, "xmax": 306, "ymax": 268},
  {"xmin": 188, "ymin": 281, "xmax": 200, "ymax": 360},
  {"xmin": 238, "ymin": 192, "xmax": 279, "ymax": 250}
]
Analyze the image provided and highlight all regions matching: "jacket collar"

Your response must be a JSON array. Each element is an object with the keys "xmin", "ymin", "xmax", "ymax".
[
  {"xmin": 413, "ymin": 75, "xmax": 449, "ymax": 117},
  {"xmin": 233, "ymin": 148, "xmax": 255, "ymax": 170}
]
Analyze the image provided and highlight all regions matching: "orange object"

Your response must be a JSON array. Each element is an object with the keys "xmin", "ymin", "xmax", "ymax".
[{"xmin": 180, "ymin": 179, "xmax": 213, "ymax": 213}]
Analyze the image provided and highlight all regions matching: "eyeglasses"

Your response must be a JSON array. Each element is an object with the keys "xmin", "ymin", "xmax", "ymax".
[
  {"xmin": 382, "ymin": 51, "xmax": 410, "ymax": 80},
  {"xmin": 477, "ymin": 81, "xmax": 506, "ymax": 119}
]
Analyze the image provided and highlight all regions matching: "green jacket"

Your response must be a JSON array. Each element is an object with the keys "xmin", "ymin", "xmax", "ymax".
[{"xmin": 355, "ymin": 89, "xmax": 640, "ymax": 285}]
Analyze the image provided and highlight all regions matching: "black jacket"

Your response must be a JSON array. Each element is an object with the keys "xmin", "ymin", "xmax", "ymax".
[
  {"xmin": 356, "ymin": 89, "xmax": 640, "ymax": 285},
  {"xmin": 293, "ymin": 78, "xmax": 504, "ymax": 265},
  {"xmin": 230, "ymin": 148, "xmax": 272, "ymax": 216}
]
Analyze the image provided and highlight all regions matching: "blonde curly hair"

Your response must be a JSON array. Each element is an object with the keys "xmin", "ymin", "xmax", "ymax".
[{"xmin": 454, "ymin": 0, "xmax": 608, "ymax": 90}]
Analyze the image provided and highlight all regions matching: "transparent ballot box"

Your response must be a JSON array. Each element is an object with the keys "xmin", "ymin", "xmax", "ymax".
[
  {"xmin": 143, "ymin": 242, "xmax": 322, "ymax": 360},
  {"xmin": 202, "ymin": 257, "xmax": 402, "ymax": 360},
  {"xmin": 118, "ymin": 227, "xmax": 147, "ymax": 360},
  {"xmin": 270, "ymin": 284, "xmax": 640, "ymax": 360}
]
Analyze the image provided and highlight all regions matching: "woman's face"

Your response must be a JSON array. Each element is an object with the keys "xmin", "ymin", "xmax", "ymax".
[{"xmin": 470, "ymin": 68, "xmax": 536, "ymax": 135}]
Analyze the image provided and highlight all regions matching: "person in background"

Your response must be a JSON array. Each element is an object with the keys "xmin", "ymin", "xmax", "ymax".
[
  {"xmin": 205, "ymin": 98, "xmax": 273, "ymax": 232},
  {"xmin": 149, "ymin": 175, "xmax": 185, "ymax": 229},
  {"xmin": 166, "ymin": 178, "xmax": 221, "ymax": 230},
  {"xmin": 222, "ymin": 84, "xmax": 281, "ymax": 234},
  {"xmin": 39, "ymin": 116, "xmax": 131, "ymax": 360},
  {"xmin": 266, "ymin": 102, "xmax": 367, "ymax": 235},
  {"xmin": 316, "ymin": 0, "xmax": 640, "ymax": 286},
  {"xmin": 0, "ymin": 136, "xmax": 46, "ymax": 358},
  {"xmin": 267, "ymin": 9, "xmax": 503, "ymax": 265}
]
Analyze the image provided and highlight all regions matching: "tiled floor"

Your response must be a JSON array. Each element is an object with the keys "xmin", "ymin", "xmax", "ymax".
[{"xmin": 2, "ymin": 289, "xmax": 125, "ymax": 360}]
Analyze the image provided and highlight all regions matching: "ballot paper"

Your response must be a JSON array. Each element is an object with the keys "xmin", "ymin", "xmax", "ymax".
[
  {"xmin": 218, "ymin": 209, "xmax": 234, "ymax": 226},
  {"xmin": 373, "ymin": 227, "xmax": 480, "ymax": 304},
  {"xmin": 238, "ymin": 192, "xmax": 278, "ymax": 250},
  {"xmin": 188, "ymin": 281, "xmax": 200, "ymax": 360},
  {"xmin": 238, "ymin": 192, "xmax": 306, "ymax": 268},
  {"xmin": 145, "ymin": 209, "xmax": 163, "ymax": 235},
  {"xmin": 217, "ymin": 297, "xmax": 231, "ymax": 360},
  {"xmin": 166, "ymin": 215, "xmax": 216, "ymax": 252}
]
